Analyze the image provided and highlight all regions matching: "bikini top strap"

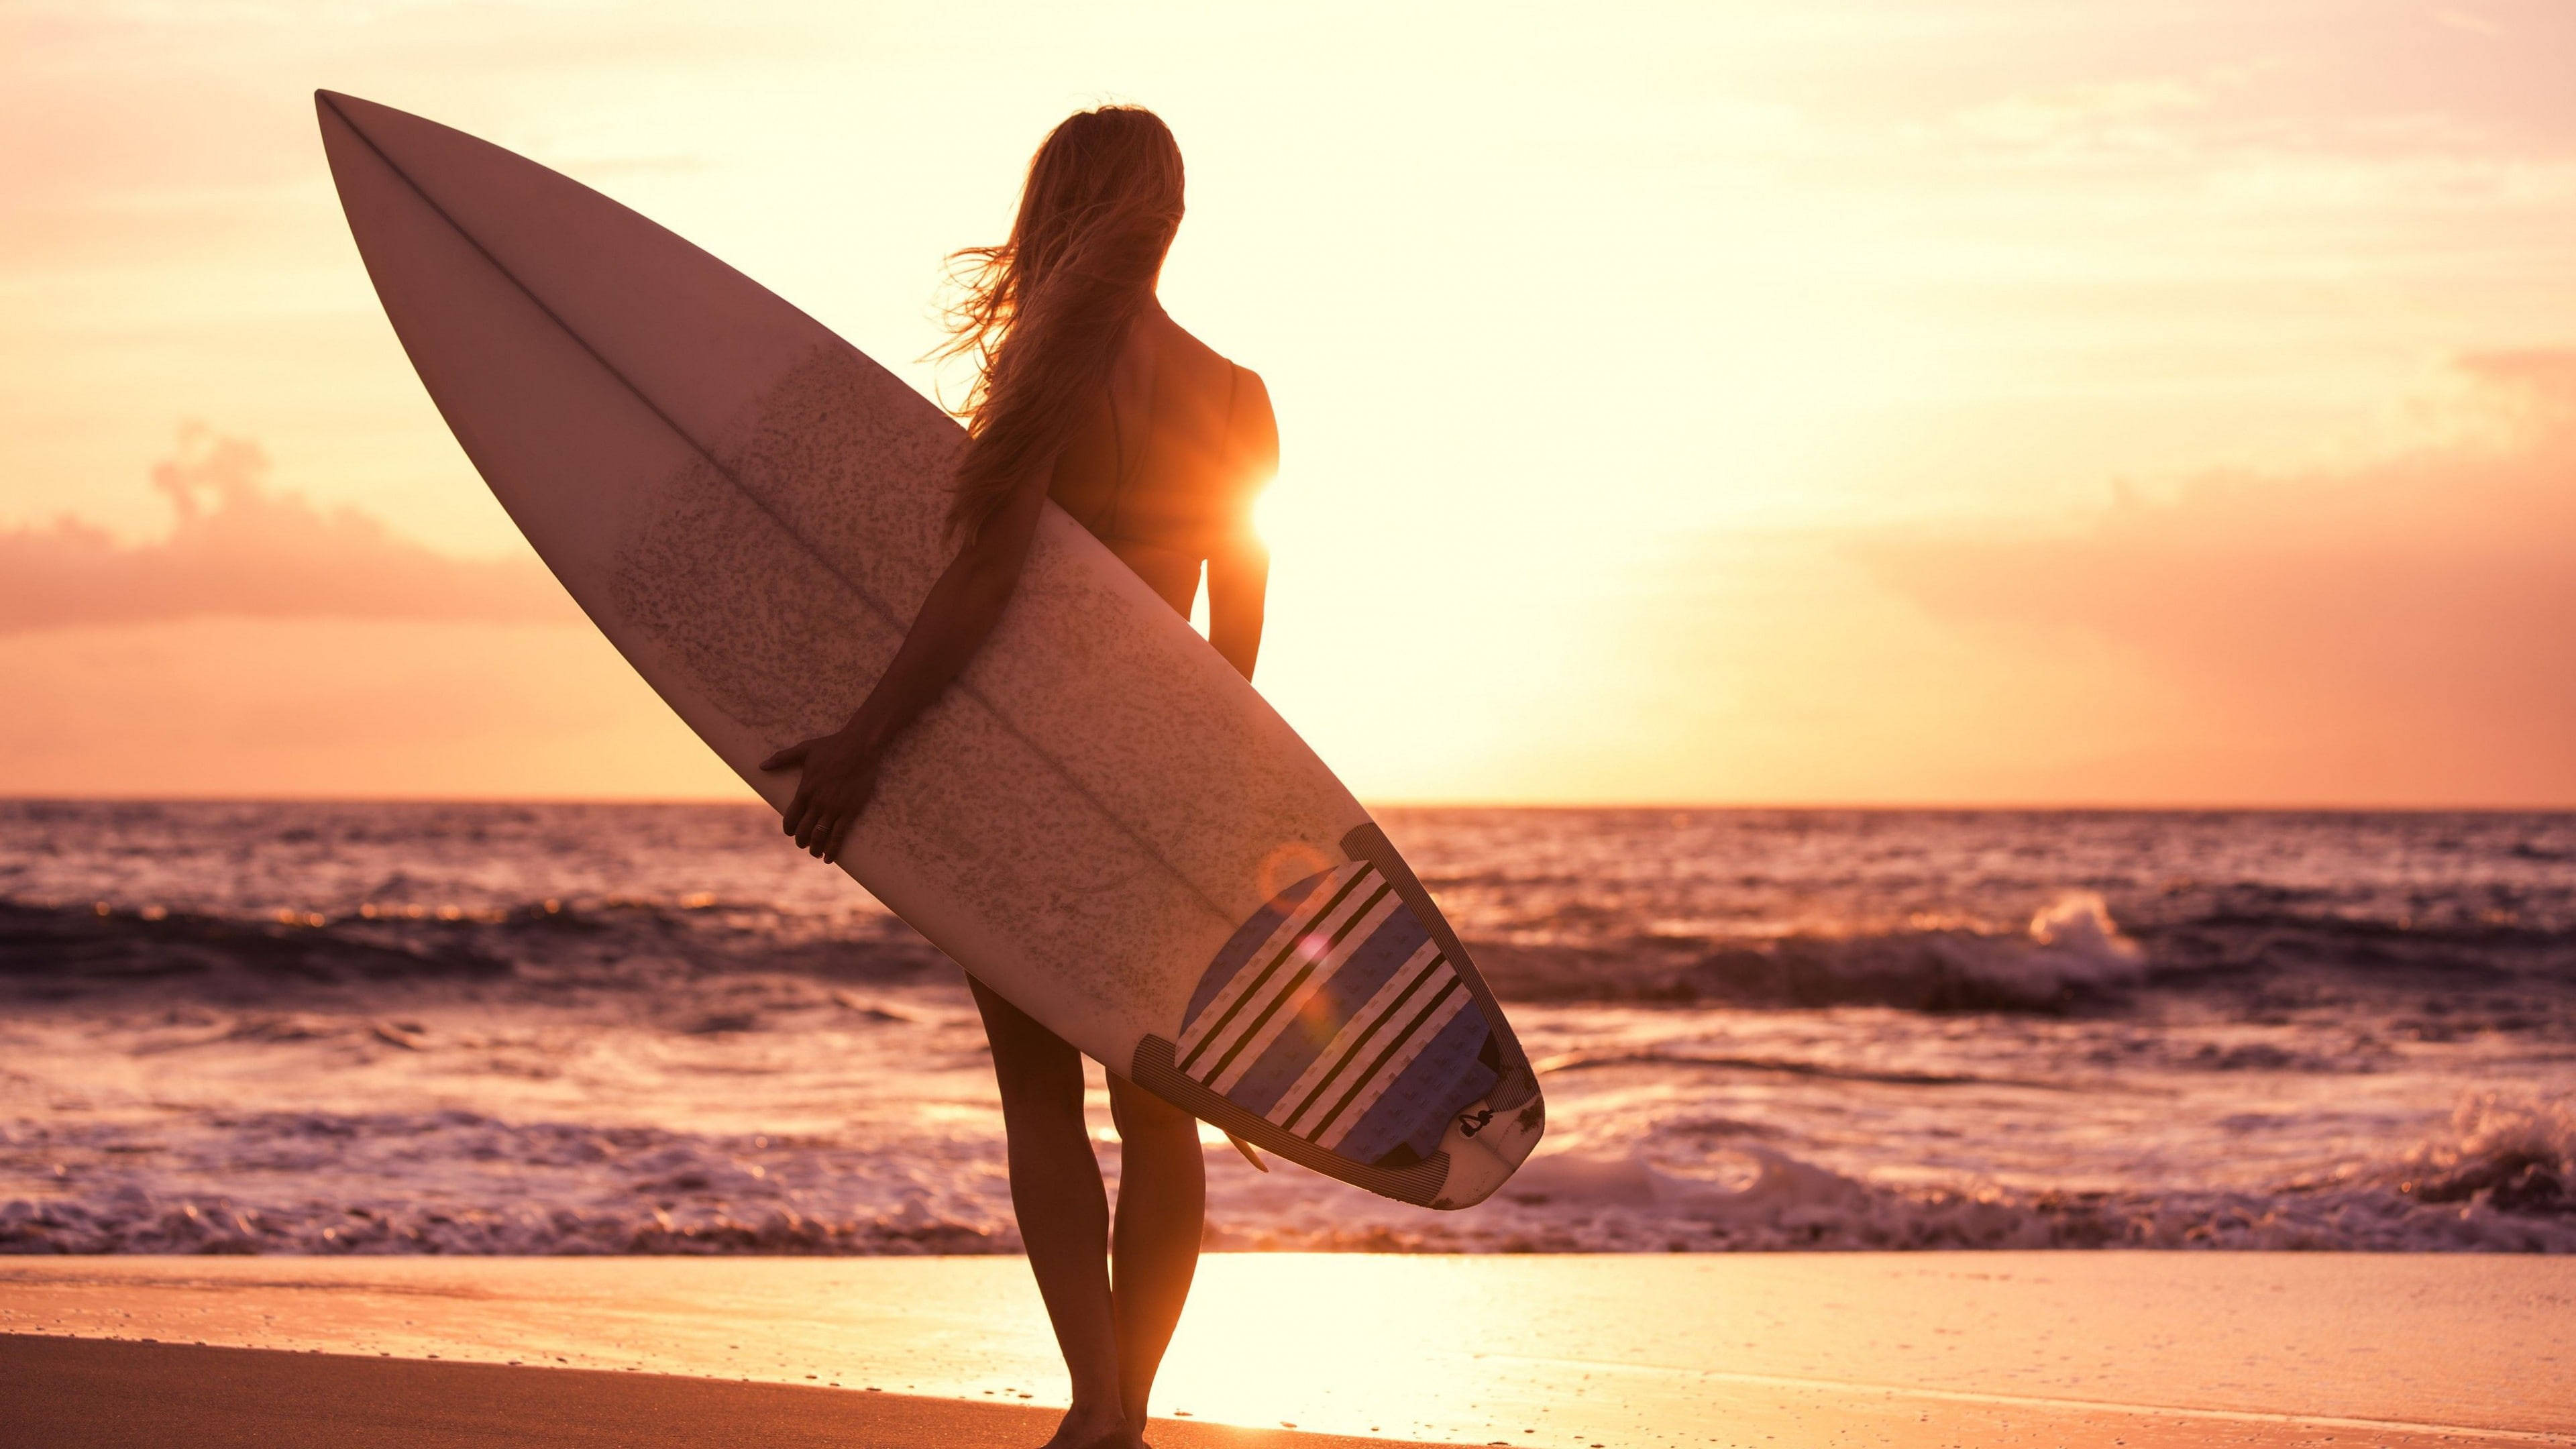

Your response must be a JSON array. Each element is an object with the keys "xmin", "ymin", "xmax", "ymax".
[
  {"xmin": 1104, "ymin": 322, "xmax": 1163, "ymax": 543},
  {"xmin": 1223, "ymin": 364, "xmax": 1241, "ymax": 472}
]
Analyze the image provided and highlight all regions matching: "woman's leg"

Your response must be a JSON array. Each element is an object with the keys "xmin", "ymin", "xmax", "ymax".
[
  {"xmin": 1106, "ymin": 1073, "xmax": 1205, "ymax": 1436},
  {"xmin": 969, "ymin": 977, "xmax": 1128, "ymax": 1448}
]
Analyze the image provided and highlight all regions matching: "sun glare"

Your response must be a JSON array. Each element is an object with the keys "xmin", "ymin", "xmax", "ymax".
[
  {"xmin": 1250, "ymin": 479, "xmax": 1282, "ymax": 548},
  {"xmin": 1150, "ymin": 1255, "xmax": 1435, "ymax": 1434}
]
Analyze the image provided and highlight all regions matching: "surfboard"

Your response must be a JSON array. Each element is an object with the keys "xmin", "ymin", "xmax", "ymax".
[{"xmin": 316, "ymin": 91, "xmax": 1544, "ymax": 1208}]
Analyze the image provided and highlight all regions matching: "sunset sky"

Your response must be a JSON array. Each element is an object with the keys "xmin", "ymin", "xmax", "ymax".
[{"xmin": 4, "ymin": 0, "xmax": 2571, "ymax": 804}]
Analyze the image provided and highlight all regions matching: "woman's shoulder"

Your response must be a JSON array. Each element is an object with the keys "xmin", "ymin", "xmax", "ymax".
[
  {"xmin": 1151, "ymin": 317, "xmax": 1270, "ymax": 415},
  {"xmin": 1130, "ymin": 315, "xmax": 1275, "ymax": 488},
  {"xmin": 1143, "ymin": 313, "xmax": 1238, "ymax": 380},
  {"xmin": 1133, "ymin": 314, "xmax": 1260, "ymax": 413}
]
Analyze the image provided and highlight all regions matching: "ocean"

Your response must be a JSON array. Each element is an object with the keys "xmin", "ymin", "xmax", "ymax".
[{"xmin": 3, "ymin": 800, "xmax": 2571, "ymax": 1255}]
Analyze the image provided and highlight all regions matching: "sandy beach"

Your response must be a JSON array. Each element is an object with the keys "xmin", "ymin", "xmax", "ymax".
[
  {"xmin": 8, "ymin": 1336, "xmax": 1401, "ymax": 1449},
  {"xmin": 4, "ymin": 1252, "xmax": 2570, "ymax": 1447}
]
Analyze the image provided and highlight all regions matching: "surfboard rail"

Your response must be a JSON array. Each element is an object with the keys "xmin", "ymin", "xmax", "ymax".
[{"xmin": 315, "ymin": 88, "xmax": 1542, "ymax": 1208}]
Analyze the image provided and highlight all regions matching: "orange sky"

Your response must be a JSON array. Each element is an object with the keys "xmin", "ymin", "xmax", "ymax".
[{"xmin": 4, "ymin": 0, "xmax": 2572, "ymax": 804}]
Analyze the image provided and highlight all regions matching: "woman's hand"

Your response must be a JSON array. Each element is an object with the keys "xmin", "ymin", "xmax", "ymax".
[{"xmin": 760, "ymin": 727, "xmax": 883, "ymax": 865}]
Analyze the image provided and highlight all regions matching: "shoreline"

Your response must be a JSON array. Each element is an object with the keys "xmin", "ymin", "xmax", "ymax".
[{"xmin": 4, "ymin": 1252, "xmax": 2569, "ymax": 1446}]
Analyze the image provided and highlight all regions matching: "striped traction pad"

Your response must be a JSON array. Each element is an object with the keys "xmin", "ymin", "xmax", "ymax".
[{"xmin": 1171, "ymin": 860, "xmax": 1500, "ymax": 1168}]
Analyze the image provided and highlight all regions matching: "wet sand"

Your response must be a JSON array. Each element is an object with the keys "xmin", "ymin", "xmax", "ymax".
[
  {"xmin": 3, "ymin": 1253, "xmax": 2570, "ymax": 1447},
  {"xmin": 2, "ymin": 1336, "xmax": 1417, "ymax": 1448}
]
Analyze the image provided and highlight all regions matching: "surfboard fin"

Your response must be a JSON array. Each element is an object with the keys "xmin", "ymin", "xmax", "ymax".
[{"xmin": 1224, "ymin": 1131, "xmax": 1268, "ymax": 1172}]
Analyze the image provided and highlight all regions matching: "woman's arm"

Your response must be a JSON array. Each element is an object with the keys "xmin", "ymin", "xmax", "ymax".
[
  {"xmin": 1204, "ymin": 536, "xmax": 1268, "ymax": 681},
  {"xmin": 760, "ymin": 465, "xmax": 1054, "ymax": 863},
  {"xmin": 1205, "ymin": 368, "xmax": 1279, "ymax": 681}
]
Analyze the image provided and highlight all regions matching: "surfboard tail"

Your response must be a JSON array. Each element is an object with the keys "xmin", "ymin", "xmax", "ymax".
[{"xmin": 1132, "ymin": 824, "xmax": 1542, "ymax": 1209}]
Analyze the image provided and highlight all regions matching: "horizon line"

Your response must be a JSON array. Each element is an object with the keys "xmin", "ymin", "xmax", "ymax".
[{"xmin": 5, "ymin": 792, "xmax": 2570, "ymax": 814}]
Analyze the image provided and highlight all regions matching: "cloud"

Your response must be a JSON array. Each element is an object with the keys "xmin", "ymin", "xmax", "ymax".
[
  {"xmin": 0, "ymin": 426, "xmax": 574, "ymax": 636},
  {"xmin": 0, "ymin": 616, "xmax": 739, "ymax": 800},
  {"xmin": 1856, "ymin": 350, "xmax": 2576, "ymax": 801}
]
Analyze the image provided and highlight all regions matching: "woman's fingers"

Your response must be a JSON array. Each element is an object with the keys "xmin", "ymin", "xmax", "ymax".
[
  {"xmin": 822, "ymin": 806, "xmax": 857, "ymax": 865},
  {"xmin": 824, "ymin": 777, "xmax": 879, "ymax": 863},
  {"xmin": 798, "ymin": 796, "xmax": 846, "ymax": 854},
  {"xmin": 790, "ymin": 790, "xmax": 833, "ymax": 847},
  {"xmin": 772, "ymin": 740, "xmax": 878, "ymax": 861}
]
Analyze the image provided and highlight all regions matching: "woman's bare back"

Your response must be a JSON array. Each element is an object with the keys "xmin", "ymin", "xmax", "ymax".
[{"xmin": 1049, "ymin": 309, "xmax": 1277, "ymax": 621}]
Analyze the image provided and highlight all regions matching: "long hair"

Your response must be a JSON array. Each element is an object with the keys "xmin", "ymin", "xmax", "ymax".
[{"xmin": 935, "ymin": 107, "xmax": 1185, "ymax": 539}]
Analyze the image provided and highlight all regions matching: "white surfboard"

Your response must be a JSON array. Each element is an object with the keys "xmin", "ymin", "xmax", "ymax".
[{"xmin": 317, "ymin": 91, "xmax": 1542, "ymax": 1208}]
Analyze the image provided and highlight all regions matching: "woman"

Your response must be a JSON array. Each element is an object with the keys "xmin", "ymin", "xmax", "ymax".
[{"xmin": 759, "ymin": 106, "xmax": 1277, "ymax": 1449}]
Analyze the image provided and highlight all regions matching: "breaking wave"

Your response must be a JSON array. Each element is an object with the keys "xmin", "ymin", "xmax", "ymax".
[
  {"xmin": 8, "ymin": 1093, "xmax": 2569, "ymax": 1256},
  {"xmin": 1397, "ymin": 1091, "xmax": 2576, "ymax": 1254},
  {"xmin": 0, "ymin": 1112, "xmax": 1014, "ymax": 1256},
  {"xmin": 21, "ymin": 883, "xmax": 2571, "ymax": 1020}
]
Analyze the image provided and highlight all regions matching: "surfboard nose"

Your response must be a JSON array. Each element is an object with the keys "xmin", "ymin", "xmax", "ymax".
[
  {"xmin": 315, "ymin": 89, "xmax": 407, "ymax": 138},
  {"xmin": 314, "ymin": 91, "xmax": 388, "ymax": 165}
]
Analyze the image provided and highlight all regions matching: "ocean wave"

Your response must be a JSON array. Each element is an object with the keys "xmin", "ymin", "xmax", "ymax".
[
  {"xmin": 2385, "ymin": 1093, "xmax": 2575, "ymax": 1217},
  {"xmin": 0, "ymin": 1112, "xmax": 1013, "ymax": 1256},
  {"xmin": 11, "ymin": 1089, "xmax": 2566, "ymax": 1256},
  {"xmin": 2127, "ymin": 900, "xmax": 2576, "ymax": 981},
  {"xmin": 0, "ymin": 896, "xmax": 945, "ymax": 998},
  {"xmin": 1474, "ymin": 894, "xmax": 2147, "ymax": 1012},
  {"xmin": 15, "ymin": 883, "xmax": 2576, "ymax": 1024},
  {"xmin": 1428, "ymin": 1093, "xmax": 2575, "ymax": 1253}
]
